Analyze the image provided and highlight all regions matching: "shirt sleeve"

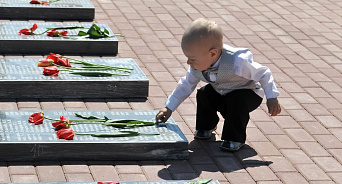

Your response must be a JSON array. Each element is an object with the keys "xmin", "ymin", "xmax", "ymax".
[
  {"xmin": 165, "ymin": 67, "xmax": 200, "ymax": 111},
  {"xmin": 234, "ymin": 50, "xmax": 280, "ymax": 99}
]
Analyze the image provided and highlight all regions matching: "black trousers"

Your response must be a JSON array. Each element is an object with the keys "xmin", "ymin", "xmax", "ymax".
[{"xmin": 196, "ymin": 84, "xmax": 262, "ymax": 143}]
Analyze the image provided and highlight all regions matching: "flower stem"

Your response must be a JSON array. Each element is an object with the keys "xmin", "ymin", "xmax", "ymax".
[{"xmin": 56, "ymin": 54, "xmax": 133, "ymax": 73}]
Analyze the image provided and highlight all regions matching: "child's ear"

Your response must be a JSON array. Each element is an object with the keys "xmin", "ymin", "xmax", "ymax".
[{"xmin": 209, "ymin": 48, "xmax": 218, "ymax": 58}]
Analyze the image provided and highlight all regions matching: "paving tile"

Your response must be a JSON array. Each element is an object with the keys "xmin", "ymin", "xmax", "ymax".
[
  {"xmin": 284, "ymin": 129, "xmax": 316, "ymax": 142},
  {"xmin": 250, "ymin": 109, "xmax": 273, "ymax": 121},
  {"xmin": 165, "ymin": 160, "xmax": 195, "ymax": 174},
  {"xmin": 254, "ymin": 121, "xmax": 284, "ymax": 135},
  {"xmin": 298, "ymin": 121, "xmax": 331, "ymax": 135},
  {"xmin": 84, "ymin": 101, "xmax": 110, "ymax": 110},
  {"xmin": 62, "ymin": 162, "xmax": 90, "ymax": 173},
  {"xmin": 192, "ymin": 164, "xmax": 227, "ymax": 182},
  {"xmin": 234, "ymin": 147, "xmax": 267, "ymax": 166},
  {"xmin": 172, "ymin": 172, "xmax": 199, "ymax": 180},
  {"xmin": 302, "ymin": 103, "xmax": 332, "ymax": 116},
  {"xmin": 291, "ymin": 93, "xmax": 317, "ymax": 103},
  {"xmin": 40, "ymin": 100, "xmax": 65, "ymax": 110},
  {"xmin": 313, "ymin": 157, "xmax": 342, "ymax": 172},
  {"xmin": 65, "ymin": 173, "xmax": 94, "ymax": 182},
  {"xmin": 286, "ymin": 109, "xmax": 316, "ymax": 122},
  {"xmin": 245, "ymin": 165, "xmax": 279, "ymax": 181},
  {"xmin": 246, "ymin": 128, "xmax": 269, "ymax": 142},
  {"xmin": 214, "ymin": 157, "xmax": 245, "ymax": 173},
  {"xmin": 224, "ymin": 172, "xmax": 255, "ymax": 184},
  {"xmin": 280, "ymin": 149, "xmax": 313, "ymax": 164},
  {"xmin": 315, "ymin": 116, "xmax": 342, "ymax": 128},
  {"xmin": 9, "ymin": 165, "xmax": 36, "ymax": 175},
  {"xmin": 11, "ymin": 175, "xmax": 39, "ymax": 183},
  {"xmin": 36, "ymin": 165, "xmax": 66, "ymax": 182},
  {"xmin": 297, "ymin": 142, "xmax": 331, "ymax": 157},
  {"xmin": 116, "ymin": 165, "xmax": 143, "ymax": 174},
  {"xmin": 295, "ymin": 164, "xmax": 331, "ymax": 181},
  {"xmin": 262, "ymin": 156, "xmax": 297, "ymax": 172},
  {"xmin": 331, "ymin": 109, "xmax": 342, "ymax": 122},
  {"xmin": 106, "ymin": 100, "xmax": 131, "ymax": 109},
  {"xmin": 249, "ymin": 142, "xmax": 282, "ymax": 156},
  {"xmin": 329, "ymin": 172, "xmax": 342, "ymax": 184},
  {"xmin": 119, "ymin": 173, "xmax": 147, "ymax": 181},
  {"xmin": 267, "ymin": 135, "xmax": 299, "ymax": 149},
  {"xmin": 329, "ymin": 149, "xmax": 342, "ymax": 163},
  {"xmin": 0, "ymin": 167, "xmax": 10, "ymax": 183},
  {"xmin": 271, "ymin": 116, "xmax": 302, "ymax": 129},
  {"xmin": 330, "ymin": 128, "xmax": 342, "ymax": 142},
  {"xmin": 89, "ymin": 165, "xmax": 120, "ymax": 181},
  {"xmin": 141, "ymin": 165, "xmax": 173, "ymax": 180},
  {"xmin": 17, "ymin": 101, "xmax": 41, "ymax": 109},
  {"xmin": 277, "ymin": 172, "xmax": 309, "ymax": 184},
  {"xmin": 314, "ymin": 135, "xmax": 342, "ymax": 149}
]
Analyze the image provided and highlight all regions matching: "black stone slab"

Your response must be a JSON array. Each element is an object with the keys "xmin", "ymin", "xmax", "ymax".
[
  {"xmin": 7, "ymin": 181, "xmax": 220, "ymax": 184},
  {"xmin": 0, "ymin": 0, "xmax": 94, "ymax": 20},
  {"xmin": 0, "ymin": 22, "xmax": 118, "ymax": 55},
  {"xmin": 0, "ymin": 110, "xmax": 189, "ymax": 161},
  {"xmin": 0, "ymin": 58, "xmax": 148, "ymax": 98}
]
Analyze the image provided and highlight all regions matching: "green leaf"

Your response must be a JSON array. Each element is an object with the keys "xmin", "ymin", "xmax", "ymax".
[
  {"xmin": 78, "ymin": 31, "xmax": 88, "ymax": 36},
  {"xmin": 75, "ymin": 113, "xmax": 103, "ymax": 120}
]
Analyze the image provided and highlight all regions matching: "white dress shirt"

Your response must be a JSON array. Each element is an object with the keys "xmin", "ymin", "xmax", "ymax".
[{"xmin": 165, "ymin": 50, "xmax": 279, "ymax": 111}]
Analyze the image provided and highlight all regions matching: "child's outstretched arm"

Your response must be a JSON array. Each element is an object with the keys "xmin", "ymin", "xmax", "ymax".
[
  {"xmin": 266, "ymin": 98, "xmax": 281, "ymax": 116},
  {"xmin": 156, "ymin": 107, "xmax": 172, "ymax": 123}
]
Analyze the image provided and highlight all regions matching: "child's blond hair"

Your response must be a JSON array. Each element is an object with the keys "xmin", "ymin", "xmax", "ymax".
[{"xmin": 181, "ymin": 18, "xmax": 223, "ymax": 51}]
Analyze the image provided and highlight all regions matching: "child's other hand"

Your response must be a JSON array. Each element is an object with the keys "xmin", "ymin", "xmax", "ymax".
[
  {"xmin": 266, "ymin": 98, "xmax": 281, "ymax": 116},
  {"xmin": 155, "ymin": 107, "xmax": 172, "ymax": 123}
]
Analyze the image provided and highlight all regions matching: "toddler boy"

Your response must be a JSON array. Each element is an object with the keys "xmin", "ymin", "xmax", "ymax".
[{"xmin": 156, "ymin": 18, "xmax": 281, "ymax": 152}]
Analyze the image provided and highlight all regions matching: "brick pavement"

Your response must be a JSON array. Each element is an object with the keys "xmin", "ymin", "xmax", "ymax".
[{"xmin": 0, "ymin": 0, "xmax": 342, "ymax": 183}]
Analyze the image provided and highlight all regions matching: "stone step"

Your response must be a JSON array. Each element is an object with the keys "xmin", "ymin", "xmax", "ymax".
[
  {"xmin": 0, "ymin": 110, "xmax": 189, "ymax": 161},
  {"xmin": 0, "ymin": 0, "xmax": 94, "ymax": 20},
  {"xmin": 0, "ymin": 58, "xmax": 148, "ymax": 98},
  {"xmin": 0, "ymin": 22, "xmax": 118, "ymax": 55}
]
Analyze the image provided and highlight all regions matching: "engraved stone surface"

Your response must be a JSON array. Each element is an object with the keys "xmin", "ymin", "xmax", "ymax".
[
  {"xmin": 0, "ymin": 110, "xmax": 189, "ymax": 161},
  {"xmin": 0, "ymin": 0, "xmax": 94, "ymax": 20},
  {"xmin": 0, "ymin": 22, "xmax": 118, "ymax": 55},
  {"xmin": 0, "ymin": 58, "xmax": 148, "ymax": 98}
]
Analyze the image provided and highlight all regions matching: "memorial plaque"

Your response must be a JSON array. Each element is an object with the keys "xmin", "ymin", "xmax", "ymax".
[
  {"xmin": 6, "ymin": 181, "xmax": 220, "ymax": 184},
  {"xmin": 0, "ymin": 58, "xmax": 148, "ymax": 98},
  {"xmin": 0, "ymin": 0, "xmax": 94, "ymax": 20},
  {"xmin": 0, "ymin": 110, "xmax": 189, "ymax": 161},
  {"xmin": 0, "ymin": 22, "xmax": 118, "ymax": 55}
]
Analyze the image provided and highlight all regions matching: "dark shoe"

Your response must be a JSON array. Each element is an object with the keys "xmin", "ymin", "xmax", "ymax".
[
  {"xmin": 194, "ymin": 130, "xmax": 213, "ymax": 140},
  {"xmin": 220, "ymin": 140, "xmax": 244, "ymax": 152}
]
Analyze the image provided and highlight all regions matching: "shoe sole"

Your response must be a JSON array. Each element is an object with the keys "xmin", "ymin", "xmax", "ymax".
[{"xmin": 219, "ymin": 144, "xmax": 245, "ymax": 152}]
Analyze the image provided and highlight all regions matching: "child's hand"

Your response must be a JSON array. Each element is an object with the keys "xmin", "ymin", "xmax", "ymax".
[
  {"xmin": 266, "ymin": 98, "xmax": 281, "ymax": 116},
  {"xmin": 155, "ymin": 107, "xmax": 172, "ymax": 123}
]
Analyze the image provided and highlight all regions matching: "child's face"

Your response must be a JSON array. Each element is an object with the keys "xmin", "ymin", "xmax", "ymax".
[{"xmin": 182, "ymin": 42, "xmax": 217, "ymax": 71}]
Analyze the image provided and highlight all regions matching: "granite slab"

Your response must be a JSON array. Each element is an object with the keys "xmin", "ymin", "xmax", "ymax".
[
  {"xmin": 0, "ymin": 0, "xmax": 94, "ymax": 20},
  {"xmin": 0, "ymin": 58, "xmax": 148, "ymax": 98},
  {"xmin": 0, "ymin": 110, "xmax": 189, "ymax": 161},
  {"xmin": 0, "ymin": 22, "xmax": 118, "ymax": 55}
]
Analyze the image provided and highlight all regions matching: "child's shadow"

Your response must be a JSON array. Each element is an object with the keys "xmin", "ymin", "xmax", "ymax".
[{"xmin": 158, "ymin": 137, "xmax": 273, "ymax": 180}]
